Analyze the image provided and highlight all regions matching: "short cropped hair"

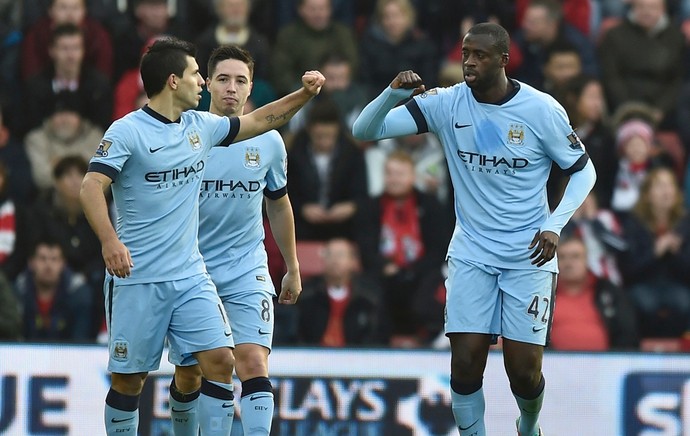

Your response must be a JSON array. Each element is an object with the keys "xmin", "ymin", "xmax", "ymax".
[
  {"xmin": 140, "ymin": 37, "xmax": 197, "ymax": 98},
  {"xmin": 207, "ymin": 45, "xmax": 255, "ymax": 80},
  {"xmin": 466, "ymin": 22, "xmax": 511, "ymax": 55}
]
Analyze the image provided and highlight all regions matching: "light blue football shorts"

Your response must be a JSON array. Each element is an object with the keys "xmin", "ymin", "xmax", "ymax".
[
  {"xmin": 105, "ymin": 273, "xmax": 233, "ymax": 373},
  {"xmin": 444, "ymin": 257, "xmax": 557, "ymax": 346}
]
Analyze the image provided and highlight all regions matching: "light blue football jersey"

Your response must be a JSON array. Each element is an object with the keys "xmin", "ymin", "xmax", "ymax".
[
  {"xmin": 406, "ymin": 80, "xmax": 588, "ymax": 272},
  {"xmin": 88, "ymin": 105, "xmax": 240, "ymax": 284},
  {"xmin": 198, "ymin": 130, "xmax": 287, "ymax": 296}
]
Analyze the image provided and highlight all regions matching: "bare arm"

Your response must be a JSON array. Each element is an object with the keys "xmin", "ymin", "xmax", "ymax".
[
  {"xmin": 265, "ymin": 195, "xmax": 301, "ymax": 304},
  {"xmin": 235, "ymin": 71, "xmax": 325, "ymax": 142},
  {"xmin": 80, "ymin": 172, "xmax": 133, "ymax": 278}
]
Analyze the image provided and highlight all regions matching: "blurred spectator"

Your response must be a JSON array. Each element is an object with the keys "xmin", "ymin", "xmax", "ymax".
[
  {"xmin": 516, "ymin": 0, "xmax": 592, "ymax": 37},
  {"xmin": 355, "ymin": 151, "xmax": 450, "ymax": 343},
  {"xmin": 111, "ymin": 0, "xmax": 188, "ymax": 81},
  {"xmin": 0, "ymin": 163, "xmax": 33, "ymax": 283},
  {"xmin": 0, "ymin": 1, "xmax": 22, "ymax": 132},
  {"xmin": 112, "ymin": 35, "xmax": 160, "ymax": 121},
  {"xmin": 195, "ymin": 0, "xmax": 271, "ymax": 81},
  {"xmin": 297, "ymin": 238, "xmax": 385, "ymax": 346},
  {"xmin": 23, "ymin": 24, "xmax": 112, "ymax": 133},
  {"xmin": 564, "ymin": 191, "xmax": 626, "ymax": 286},
  {"xmin": 276, "ymin": 0, "xmax": 355, "ymax": 28},
  {"xmin": 358, "ymin": 0, "xmax": 438, "ymax": 98},
  {"xmin": 287, "ymin": 100, "xmax": 368, "ymax": 241},
  {"xmin": 287, "ymin": 52, "xmax": 369, "ymax": 135},
  {"xmin": 21, "ymin": 0, "xmax": 113, "ymax": 80},
  {"xmin": 25, "ymin": 93, "xmax": 104, "ymax": 191},
  {"xmin": 610, "ymin": 117, "xmax": 673, "ymax": 214},
  {"xmin": 0, "ymin": 104, "xmax": 37, "ymax": 205},
  {"xmin": 511, "ymin": 0, "xmax": 597, "ymax": 90},
  {"xmin": 619, "ymin": 167, "xmax": 690, "ymax": 337},
  {"xmin": 271, "ymin": 0, "xmax": 358, "ymax": 96},
  {"xmin": 0, "ymin": 270, "xmax": 20, "ymax": 340},
  {"xmin": 366, "ymin": 133, "xmax": 450, "ymax": 205},
  {"xmin": 541, "ymin": 40, "xmax": 582, "ymax": 97},
  {"xmin": 552, "ymin": 74, "xmax": 617, "ymax": 208},
  {"xmin": 598, "ymin": 0, "xmax": 684, "ymax": 128},
  {"xmin": 14, "ymin": 236, "xmax": 94, "ymax": 342},
  {"xmin": 550, "ymin": 235, "xmax": 639, "ymax": 351},
  {"xmin": 31, "ymin": 156, "xmax": 104, "ymax": 335}
]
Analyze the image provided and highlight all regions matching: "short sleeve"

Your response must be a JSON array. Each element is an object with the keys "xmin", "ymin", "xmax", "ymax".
[
  {"xmin": 264, "ymin": 131, "xmax": 288, "ymax": 199},
  {"xmin": 87, "ymin": 120, "xmax": 132, "ymax": 181},
  {"xmin": 542, "ymin": 100, "xmax": 588, "ymax": 173},
  {"xmin": 406, "ymin": 87, "xmax": 455, "ymax": 135}
]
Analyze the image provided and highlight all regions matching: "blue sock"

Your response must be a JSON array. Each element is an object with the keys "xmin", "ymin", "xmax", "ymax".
[
  {"xmin": 104, "ymin": 388, "xmax": 139, "ymax": 436},
  {"xmin": 450, "ymin": 378, "xmax": 486, "ymax": 436},
  {"xmin": 169, "ymin": 377, "xmax": 200, "ymax": 436},
  {"xmin": 513, "ymin": 375, "xmax": 545, "ymax": 436},
  {"xmin": 239, "ymin": 377, "xmax": 274, "ymax": 435},
  {"xmin": 198, "ymin": 378, "xmax": 234, "ymax": 435}
]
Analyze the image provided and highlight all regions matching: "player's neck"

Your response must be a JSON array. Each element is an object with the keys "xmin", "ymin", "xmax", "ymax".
[
  {"xmin": 147, "ymin": 95, "xmax": 183, "ymax": 122},
  {"xmin": 472, "ymin": 75, "xmax": 512, "ymax": 104}
]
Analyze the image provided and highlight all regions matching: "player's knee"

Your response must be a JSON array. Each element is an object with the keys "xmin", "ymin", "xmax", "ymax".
[
  {"xmin": 237, "ymin": 353, "xmax": 268, "ymax": 378},
  {"xmin": 505, "ymin": 364, "xmax": 542, "ymax": 390},
  {"xmin": 111, "ymin": 372, "xmax": 148, "ymax": 396},
  {"xmin": 198, "ymin": 347, "xmax": 235, "ymax": 382},
  {"xmin": 450, "ymin": 352, "xmax": 485, "ymax": 380},
  {"xmin": 174, "ymin": 365, "xmax": 203, "ymax": 393}
]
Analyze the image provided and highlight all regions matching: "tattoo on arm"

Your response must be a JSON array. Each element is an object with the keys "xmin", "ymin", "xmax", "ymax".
[{"xmin": 265, "ymin": 106, "xmax": 300, "ymax": 124}]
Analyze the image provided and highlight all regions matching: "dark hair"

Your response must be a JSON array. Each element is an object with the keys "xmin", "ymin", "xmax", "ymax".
[
  {"xmin": 50, "ymin": 23, "xmax": 83, "ymax": 46},
  {"xmin": 528, "ymin": 0, "xmax": 563, "ymax": 21},
  {"xmin": 207, "ymin": 44, "xmax": 255, "ymax": 80},
  {"xmin": 29, "ymin": 234, "xmax": 65, "ymax": 259},
  {"xmin": 51, "ymin": 91, "xmax": 84, "ymax": 115},
  {"xmin": 544, "ymin": 40, "xmax": 581, "ymax": 62},
  {"xmin": 53, "ymin": 155, "xmax": 88, "ymax": 180},
  {"xmin": 140, "ymin": 37, "xmax": 197, "ymax": 98},
  {"xmin": 306, "ymin": 98, "xmax": 341, "ymax": 126},
  {"xmin": 466, "ymin": 22, "xmax": 510, "ymax": 55},
  {"xmin": 318, "ymin": 52, "xmax": 351, "ymax": 69}
]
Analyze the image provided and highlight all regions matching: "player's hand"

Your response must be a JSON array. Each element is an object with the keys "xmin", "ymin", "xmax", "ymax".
[
  {"xmin": 529, "ymin": 230, "xmax": 559, "ymax": 267},
  {"xmin": 390, "ymin": 70, "xmax": 426, "ymax": 97},
  {"xmin": 302, "ymin": 204, "xmax": 330, "ymax": 223},
  {"xmin": 302, "ymin": 70, "xmax": 325, "ymax": 96},
  {"xmin": 278, "ymin": 270, "xmax": 302, "ymax": 304},
  {"xmin": 102, "ymin": 238, "xmax": 134, "ymax": 278}
]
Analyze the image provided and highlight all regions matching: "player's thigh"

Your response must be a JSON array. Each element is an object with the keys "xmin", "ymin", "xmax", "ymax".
[
  {"xmin": 223, "ymin": 289, "xmax": 275, "ymax": 351},
  {"xmin": 167, "ymin": 273, "xmax": 234, "ymax": 366},
  {"xmin": 105, "ymin": 278, "xmax": 173, "ymax": 373},
  {"xmin": 445, "ymin": 257, "xmax": 501, "ymax": 335},
  {"xmin": 499, "ymin": 268, "xmax": 557, "ymax": 346}
]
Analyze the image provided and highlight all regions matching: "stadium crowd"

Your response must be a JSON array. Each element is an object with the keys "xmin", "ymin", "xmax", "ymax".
[{"xmin": 0, "ymin": 0, "xmax": 690, "ymax": 352}]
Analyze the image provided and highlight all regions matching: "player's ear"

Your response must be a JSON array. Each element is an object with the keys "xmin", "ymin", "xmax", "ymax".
[
  {"xmin": 206, "ymin": 77, "xmax": 211, "ymax": 88},
  {"xmin": 168, "ymin": 73, "xmax": 178, "ymax": 90},
  {"xmin": 499, "ymin": 52, "xmax": 509, "ymax": 68}
]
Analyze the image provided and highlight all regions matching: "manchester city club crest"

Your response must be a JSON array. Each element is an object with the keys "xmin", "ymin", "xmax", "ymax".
[
  {"xmin": 188, "ymin": 131, "xmax": 202, "ymax": 151},
  {"xmin": 244, "ymin": 146, "xmax": 261, "ymax": 169},
  {"xmin": 507, "ymin": 123, "xmax": 525, "ymax": 145},
  {"xmin": 112, "ymin": 340, "xmax": 128, "ymax": 361}
]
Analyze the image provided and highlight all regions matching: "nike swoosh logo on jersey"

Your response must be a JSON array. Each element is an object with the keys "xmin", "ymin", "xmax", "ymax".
[
  {"xmin": 149, "ymin": 146, "xmax": 164, "ymax": 153},
  {"xmin": 250, "ymin": 394, "xmax": 272, "ymax": 401},
  {"xmin": 532, "ymin": 326, "xmax": 546, "ymax": 332},
  {"xmin": 224, "ymin": 331, "xmax": 232, "ymax": 337},
  {"xmin": 454, "ymin": 123, "xmax": 472, "ymax": 129},
  {"xmin": 111, "ymin": 417, "xmax": 134, "ymax": 423},
  {"xmin": 459, "ymin": 418, "xmax": 479, "ymax": 430},
  {"xmin": 258, "ymin": 329, "xmax": 271, "ymax": 335},
  {"xmin": 221, "ymin": 402, "xmax": 233, "ymax": 408},
  {"xmin": 171, "ymin": 407, "xmax": 193, "ymax": 413}
]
